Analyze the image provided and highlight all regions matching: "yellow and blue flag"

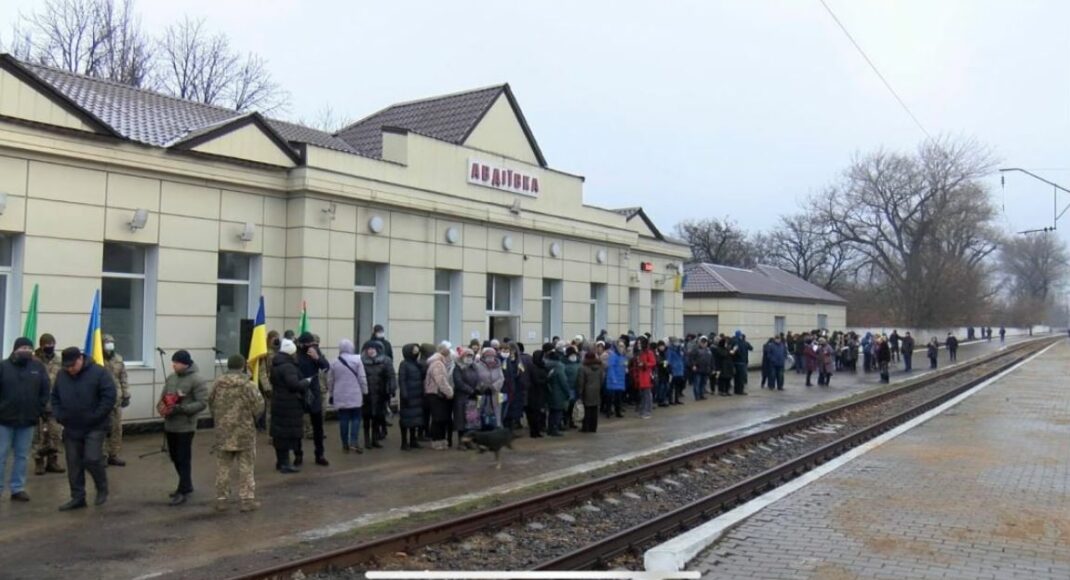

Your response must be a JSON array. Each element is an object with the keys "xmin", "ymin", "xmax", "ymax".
[
  {"xmin": 83, "ymin": 290, "xmax": 104, "ymax": 365},
  {"xmin": 248, "ymin": 296, "xmax": 267, "ymax": 382}
]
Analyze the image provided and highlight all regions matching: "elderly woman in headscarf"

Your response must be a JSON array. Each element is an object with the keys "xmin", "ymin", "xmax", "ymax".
[
  {"xmin": 452, "ymin": 347, "xmax": 479, "ymax": 447},
  {"xmin": 474, "ymin": 347, "xmax": 505, "ymax": 430}
]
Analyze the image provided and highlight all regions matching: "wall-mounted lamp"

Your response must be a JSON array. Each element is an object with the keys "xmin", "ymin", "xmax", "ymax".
[
  {"xmin": 128, "ymin": 208, "xmax": 149, "ymax": 232},
  {"xmin": 509, "ymin": 199, "xmax": 522, "ymax": 215},
  {"xmin": 666, "ymin": 262, "xmax": 681, "ymax": 273},
  {"xmin": 596, "ymin": 249, "xmax": 607, "ymax": 264},
  {"xmin": 445, "ymin": 226, "xmax": 460, "ymax": 244},
  {"xmin": 321, "ymin": 202, "xmax": 337, "ymax": 221},
  {"xmin": 368, "ymin": 215, "xmax": 385, "ymax": 234},
  {"xmin": 239, "ymin": 222, "xmax": 255, "ymax": 242},
  {"xmin": 0, "ymin": 192, "xmax": 8, "ymax": 216},
  {"xmin": 502, "ymin": 235, "xmax": 514, "ymax": 251},
  {"xmin": 549, "ymin": 242, "xmax": 562, "ymax": 258}
]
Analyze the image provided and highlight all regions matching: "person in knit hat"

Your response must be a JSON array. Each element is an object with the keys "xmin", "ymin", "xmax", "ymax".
[
  {"xmin": 160, "ymin": 350, "xmax": 208, "ymax": 506},
  {"xmin": 0, "ymin": 337, "xmax": 50, "ymax": 502},
  {"xmin": 32, "ymin": 333, "xmax": 65, "ymax": 475}
]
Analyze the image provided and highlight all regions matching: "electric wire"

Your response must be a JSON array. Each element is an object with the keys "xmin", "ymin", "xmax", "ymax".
[{"xmin": 818, "ymin": 0, "xmax": 932, "ymax": 140}]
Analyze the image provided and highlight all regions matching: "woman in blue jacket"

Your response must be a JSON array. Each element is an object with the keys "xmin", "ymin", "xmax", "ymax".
[
  {"xmin": 667, "ymin": 340, "xmax": 686, "ymax": 405},
  {"xmin": 603, "ymin": 340, "xmax": 628, "ymax": 418}
]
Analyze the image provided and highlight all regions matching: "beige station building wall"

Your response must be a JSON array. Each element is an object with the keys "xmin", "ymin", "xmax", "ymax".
[
  {"xmin": 0, "ymin": 77, "xmax": 689, "ymax": 424},
  {"xmin": 683, "ymin": 296, "xmax": 848, "ymax": 341}
]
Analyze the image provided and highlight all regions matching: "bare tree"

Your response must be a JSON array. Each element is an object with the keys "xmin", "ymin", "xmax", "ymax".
[
  {"xmin": 297, "ymin": 103, "xmax": 355, "ymax": 133},
  {"xmin": 156, "ymin": 17, "xmax": 287, "ymax": 113},
  {"xmin": 674, "ymin": 216, "xmax": 758, "ymax": 268},
  {"xmin": 755, "ymin": 212, "xmax": 856, "ymax": 291},
  {"xmin": 999, "ymin": 232, "xmax": 1069, "ymax": 304},
  {"xmin": 11, "ymin": 0, "xmax": 153, "ymax": 87},
  {"xmin": 817, "ymin": 138, "xmax": 1001, "ymax": 326}
]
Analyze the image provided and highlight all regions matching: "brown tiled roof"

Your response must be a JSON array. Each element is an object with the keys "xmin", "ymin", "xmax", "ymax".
[
  {"xmin": 683, "ymin": 263, "xmax": 846, "ymax": 304},
  {"xmin": 11, "ymin": 57, "xmax": 355, "ymax": 154},
  {"xmin": 334, "ymin": 84, "xmax": 546, "ymax": 166}
]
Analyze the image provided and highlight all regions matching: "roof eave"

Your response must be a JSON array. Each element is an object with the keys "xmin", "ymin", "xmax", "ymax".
[
  {"xmin": 0, "ymin": 53, "xmax": 122, "ymax": 139},
  {"xmin": 169, "ymin": 112, "xmax": 302, "ymax": 166}
]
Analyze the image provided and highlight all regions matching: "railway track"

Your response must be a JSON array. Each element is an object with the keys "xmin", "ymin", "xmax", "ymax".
[{"xmin": 228, "ymin": 337, "xmax": 1056, "ymax": 580}]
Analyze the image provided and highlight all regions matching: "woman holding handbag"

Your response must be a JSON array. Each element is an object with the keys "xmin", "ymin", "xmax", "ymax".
[{"xmin": 327, "ymin": 339, "xmax": 367, "ymax": 454}]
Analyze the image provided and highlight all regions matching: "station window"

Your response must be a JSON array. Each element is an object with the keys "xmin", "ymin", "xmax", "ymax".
[
  {"xmin": 0, "ymin": 235, "xmax": 18, "ymax": 353},
  {"xmin": 775, "ymin": 316, "xmax": 786, "ymax": 336},
  {"xmin": 817, "ymin": 313, "xmax": 828, "ymax": 330},
  {"xmin": 354, "ymin": 262, "xmax": 377, "ymax": 349},
  {"xmin": 541, "ymin": 279, "xmax": 562, "ymax": 343},
  {"xmin": 486, "ymin": 274, "xmax": 516, "ymax": 313},
  {"xmin": 628, "ymin": 288, "xmax": 640, "ymax": 333},
  {"xmin": 651, "ymin": 290, "xmax": 665, "ymax": 339},
  {"xmin": 102, "ymin": 242, "xmax": 155, "ymax": 362},
  {"xmin": 216, "ymin": 252, "xmax": 259, "ymax": 359},
  {"xmin": 590, "ymin": 283, "xmax": 608, "ymax": 339},
  {"xmin": 434, "ymin": 270, "xmax": 461, "ymax": 345}
]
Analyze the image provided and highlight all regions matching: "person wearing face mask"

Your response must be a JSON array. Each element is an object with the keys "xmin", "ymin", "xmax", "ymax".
[
  {"xmin": 361, "ymin": 324, "xmax": 394, "ymax": 363},
  {"xmin": 474, "ymin": 348, "xmax": 505, "ymax": 430},
  {"xmin": 100, "ymin": 334, "xmax": 129, "ymax": 467},
  {"xmin": 294, "ymin": 333, "xmax": 330, "ymax": 467},
  {"xmin": 561, "ymin": 347, "xmax": 581, "ymax": 429},
  {"xmin": 0, "ymin": 337, "xmax": 51, "ymax": 502},
  {"xmin": 452, "ymin": 348, "xmax": 479, "ymax": 447},
  {"xmin": 32, "ymin": 333, "xmax": 65, "ymax": 475}
]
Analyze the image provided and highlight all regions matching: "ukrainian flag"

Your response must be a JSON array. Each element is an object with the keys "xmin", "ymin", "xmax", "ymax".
[
  {"xmin": 248, "ymin": 296, "xmax": 267, "ymax": 383},
  {"xmin": 83, "ymin": 290, "xmax": 104, "ymax": 365}
]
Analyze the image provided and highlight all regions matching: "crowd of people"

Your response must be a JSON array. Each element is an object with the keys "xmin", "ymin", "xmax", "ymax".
[{"xmin": 0, "ymin": 321, "xmax": 995, "ymax": 514}]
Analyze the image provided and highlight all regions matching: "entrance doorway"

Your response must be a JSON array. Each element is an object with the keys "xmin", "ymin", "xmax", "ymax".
[{"xmin": 489, "ymin": 316, "xmax": 519, "ymax": 341}]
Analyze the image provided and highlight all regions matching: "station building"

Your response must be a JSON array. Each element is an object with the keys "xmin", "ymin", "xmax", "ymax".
[
  {"xmin": 682, "ymin": 262, "xmax": 847, "ymax": 342},
  {"xmin": 0, "ymin": 54, "xmax": 689, "ymax": 424}
]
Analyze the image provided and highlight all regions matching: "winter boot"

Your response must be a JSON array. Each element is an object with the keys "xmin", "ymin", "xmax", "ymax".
[{"xmin": 46, "ymin": 456, "xmax": 65, "ymax": 473}]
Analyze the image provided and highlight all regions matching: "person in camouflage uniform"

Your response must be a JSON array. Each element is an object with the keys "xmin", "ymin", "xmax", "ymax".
[
  {"xmin": 101, "ymin": 334, "xmax": 130, "ymax": 466},
  {"xmin": 255, "ymin": 330, "xmax": 279, "ymax": 434},
  {"xmin": 209, "ymin": 355, "xmax": 265, "ymax": 512},
  {"xmin": 32, "ymin": 333, "xmax": 65, "ymax": 475}
]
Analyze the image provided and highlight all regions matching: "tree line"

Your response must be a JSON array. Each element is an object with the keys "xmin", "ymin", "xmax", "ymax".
[
  {"xmin": 675, "ymin": 138, "xmax": 1070, "ymax": 328},
  {"xmin": 2, "ymin": 0, "xmax": 289, "ymax": 113}
]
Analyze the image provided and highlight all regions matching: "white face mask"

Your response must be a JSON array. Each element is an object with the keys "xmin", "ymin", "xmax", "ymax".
[
  {"xmin": 103, "ymin": 342, "xmax": 115, "ymax": 353},
  {"xmin": 374, "ymin": 332, "xmax": 384, "ymax": 339}
]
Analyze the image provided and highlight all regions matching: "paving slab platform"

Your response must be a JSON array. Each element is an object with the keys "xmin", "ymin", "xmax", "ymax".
[
  {"xmin": 0, "ymin": 336, "xmax": 1031, "ymax": 579},
  {"xmin": 689, "ymin": 339, "xmax": 1070, "ymax": 580}
]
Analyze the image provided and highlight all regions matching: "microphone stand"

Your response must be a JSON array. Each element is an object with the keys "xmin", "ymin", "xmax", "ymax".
[{"xmin": 139, "ymin": 348, "xmax": 170, "ymax": 459}]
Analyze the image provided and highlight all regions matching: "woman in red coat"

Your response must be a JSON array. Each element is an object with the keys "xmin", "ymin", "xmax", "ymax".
[{"xmin": 631, "ymin": 336, "xmax": 657, "ymax": 419}]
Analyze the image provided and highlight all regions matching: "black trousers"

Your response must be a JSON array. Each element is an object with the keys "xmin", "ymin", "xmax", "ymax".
[
  {"xmin": 733, "ymin": 363, "xmax": 748, "ymax": 394},
  {"xmin": 165, "ymin": 431, "xmax": 195, "ymax": 494},
  {"xmin": 274, "ymin": 437, "xmax": 299, "ymax": 467},
  {"xmin": 671, "ymin": 376, "xmax": 685, "ymax": 403},
  {"xmin": 297, "ymin": 412, "xmax": 325, "ymax": 459},
  {"xmin": 363, "ymin": 415, "xmax": 385, "ymax": 447},
  {"xmin": 526, "ymin": 408, "xmax": 545, "ymax": 437},
  {"xmin": 581, "ymin": 405, "xmax": 599, "ymax": 432},
  {"xmin": 63, "ymin": 430, "xmax": 107, "ymax": 501},
  {"xmin": 603, "ymin": 391, "xmax": 623, "ymax": 417}
]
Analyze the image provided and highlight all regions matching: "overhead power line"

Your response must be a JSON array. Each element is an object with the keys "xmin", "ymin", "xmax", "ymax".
[{"xmin": 818, "ymin": 0, "xmax": 932, "ymax": 140}]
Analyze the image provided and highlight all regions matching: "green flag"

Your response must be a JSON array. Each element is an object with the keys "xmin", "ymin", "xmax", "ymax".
[
  {"xmin": 298, "ymin": 300, "xmax": 309, "ymax": 335},
  {"xmin": 22, "ymin": 284, "xmax": 38, "ymax": 343}
]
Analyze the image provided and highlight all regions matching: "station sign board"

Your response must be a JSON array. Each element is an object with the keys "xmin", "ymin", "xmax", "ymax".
[{"xmin": 468, "ymin": 158, "xmax": 540, "ymax": 197}]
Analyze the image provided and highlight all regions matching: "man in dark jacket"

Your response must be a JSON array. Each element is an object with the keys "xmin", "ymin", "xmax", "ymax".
[
  {"xmin": 361, "ymin": 341, "xmax": 396, "ymax": 450},
  {"xmin": 687, "ymin": 337, "xmax": 713, "ymax": 401},
  {"xmin": 52, "ymin": 347, "xmax": 116, "ymax": 510},
  {"xmin": 270, "ymin": 339, "xmax": 309, "ymax": 473},
  {"xmin": 398, "ymin": 343, "xmax": 426, "ymax": 450},
  {"xmin": 361, "ymin": 324, "xmax": 394, "ymax": 364},
  {"xmin": 730, "ymin": 331, "xmax": 752, "ymax": 395},
  {"xmin": 0, "ymin": 337, "xmax": 51, "ymax": 502},
  {"xmin": 765, "ymin": 336, "xmax": 788, "ymax": 391},
  {"xmin": 901, "ymin": 332, "xmax": 915, "ymax": 372},
  {"xmin": 946, "ymin": 333, "xmax": 959, "ymax": 362},
  {"xmin": 295, "ymin": 333, "xmax": 330, "ymax": 466},
  {"xmin": 527, "ymin": 349, "xmax": 549, "ymax": 438}
]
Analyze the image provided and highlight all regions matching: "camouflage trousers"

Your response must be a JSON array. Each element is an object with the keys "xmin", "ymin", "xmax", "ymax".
[
  {"xmin": 32, "ymin": 417, "xmax": 63, "ymax": 459},
  {"xmin": 215, "ymin": 448, "xmax": 256, "ymax": 501},
  {"xmin": 106, "ymin": 407, "xmax": 123, "ymax": 457}
]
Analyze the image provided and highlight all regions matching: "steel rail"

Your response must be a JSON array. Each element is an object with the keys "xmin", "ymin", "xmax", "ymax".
[
  {"xmin": 534, "ymin": 338, "xmax": 1054, "ymax": 570},
  {"xmin": 227, "ymin": 338, "xmax": 1052, "ymax": 580}
]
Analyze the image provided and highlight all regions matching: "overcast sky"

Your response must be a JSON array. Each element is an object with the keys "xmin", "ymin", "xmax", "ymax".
[{"xmin": 3, "ymin": 0, "xmax": 1069, "ymax": 246}]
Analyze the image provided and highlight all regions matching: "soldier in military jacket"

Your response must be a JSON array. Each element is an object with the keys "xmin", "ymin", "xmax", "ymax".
[
  {"xmin": 32, "ymin": 333, "xmax": 65, "ymax": 475},
  {"xmin": 101, "ymin": 334, "xmax": 130, "ymax": 466},
  {"xmin": 208, "ymin": 355, "xmax": 265, "ymax": 513}
]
